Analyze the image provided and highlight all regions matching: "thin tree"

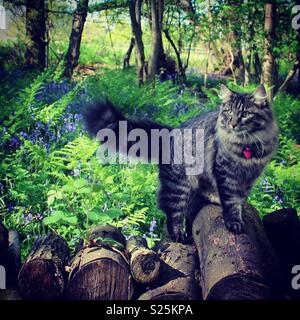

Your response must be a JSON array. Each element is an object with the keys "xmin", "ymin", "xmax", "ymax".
[
  {"xmin": 129, "ymin": 0, "xmax": 147, "ymax": 85},
  {"xmin": 262, "ymin": 1, "xmax": 277, "ymax": 101},
  {"xmin": 147, "ymin": 0, "xmax": 164, "ymax": 82},
  {"xmin": 62, "ymin": 0, "xmax": 89, "ymax": 78},
  {"xmin": 123, "ymin": 37, "xmax": 135, "ymax": 69},
  {"xmin": 276, "ymin": 0, "xmax": 300, "ymax": 94},
  {"xmin": 25, "ymin": 0, "xmax": 46, "ymax": 69}
]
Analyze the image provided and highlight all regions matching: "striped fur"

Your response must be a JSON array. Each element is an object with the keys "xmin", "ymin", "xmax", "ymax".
[{"xmin": 84, "ymin": 85, "xmax": 278, "ymax": 243}]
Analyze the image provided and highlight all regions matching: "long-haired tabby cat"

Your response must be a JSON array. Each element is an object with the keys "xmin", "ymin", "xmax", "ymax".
[{"xmin": 84, "ymin": 85, "xmax": 278, "ymax": 243}]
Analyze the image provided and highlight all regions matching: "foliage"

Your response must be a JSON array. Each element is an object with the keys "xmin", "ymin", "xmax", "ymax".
[{"xmin": 0, "ymin": 0, "xmax": 299, "ymax": 259}]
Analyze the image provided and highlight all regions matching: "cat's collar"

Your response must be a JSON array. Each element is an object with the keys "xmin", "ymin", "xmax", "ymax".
[{"xmin": 243, "ymin": 145, "xmax": 252, "ymax": 159}]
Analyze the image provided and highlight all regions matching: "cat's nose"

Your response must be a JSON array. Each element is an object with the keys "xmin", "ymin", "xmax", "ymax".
[{"xmin": 230, "ymin": 122, "xmax": 238, "ymax": 129}]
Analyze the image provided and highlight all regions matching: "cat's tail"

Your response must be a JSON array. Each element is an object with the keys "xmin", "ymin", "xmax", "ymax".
[{"xmin": 83, "ymin": 100, "xmax": 172, "ymax": 162}]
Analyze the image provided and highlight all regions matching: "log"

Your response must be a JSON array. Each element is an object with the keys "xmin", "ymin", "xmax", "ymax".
[
  {"xmin": 263, "ymin": 208, "xmax": 300, "ymax": 297},
  {"xmin": 0, "ymin": 222, "xmax": 8, "ymax": 265},
  {"xmin": 138, "ymin": 242, "xmax": 201, "ymax": 300},
  {"xmin": 126, "ymin": 236, "xmax": 161, "ymax": 284},
  {"xmin": 18, "ymin": 233, "xmax": 70, "ymax": 300},
  {"xmin": 67, "ymin": 225, "xmax": 134, "ymax": 300},
  {"xmin": 6, "ymin": 229, "xmax": 21, "ymax": 287},
  {"xmin": 192, "ymin": 204, "xmax": 282, "ymax": 300},
  {"xmin": 0, "ymin": 288, "xmax": 22, "ymax": 300},
  {"xmin": 88, "ymin": 224, "xmax": 126, "ymax": 250},
  {"xmin": 263, "ymin": 208, "xmax": 300, "ymax": 268}
]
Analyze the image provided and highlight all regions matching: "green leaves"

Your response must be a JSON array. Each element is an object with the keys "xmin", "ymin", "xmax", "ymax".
[
  {"xmin": 43, "ymin": 211, "xmax": 78, "ymax": 226},
  {"xmin": 87, "ymin": 207, "xmax": 123, "ymax": 224}
]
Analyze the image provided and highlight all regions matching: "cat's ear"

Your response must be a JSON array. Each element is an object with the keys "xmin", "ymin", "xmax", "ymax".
[
  {"xmin": 219, "ymin": 84, "xmax": 233, "ymax": 103},
  {"xmin": 251, "ymin": 85, "xmax": 268, "ymax": 107}
]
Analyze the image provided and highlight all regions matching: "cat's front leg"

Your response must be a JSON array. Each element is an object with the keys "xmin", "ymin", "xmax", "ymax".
[
  {"xmin": 216, "ymin": 178, "xmax": 246, "ymax": 234},
  {"xmin": 222, "ymin": 201, "xmax": 245, "ymax": 234}
]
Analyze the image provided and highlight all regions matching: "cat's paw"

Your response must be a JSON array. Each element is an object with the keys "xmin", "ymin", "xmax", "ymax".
[
  {"xmin": 225, "ymin": 220, "xmax": 245, "ymax": 234},
  {"xmin": 167, "ymin": 223, "xmax": 188, "ymax": 244},
  {"xmin": 174, "ymin": 230, "xmax": 189, "ymax": 244}
]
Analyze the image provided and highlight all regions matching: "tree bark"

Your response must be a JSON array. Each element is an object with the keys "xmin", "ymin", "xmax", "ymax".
[
  {"xmin": 262, "ymin": 2, "xmax": 277, "ymax": 101},
  {"xmin": 62, "ymin": 0, "xmax": 89, "ymax": 78},
  {"xmin": 192, "ymin": 204, "xmax": 282, "ymax": 300},
  {"xmin": 6, "ymin": 229, "xmax": 21, "ymax": 287},
  {"xmin": 18, "ymin": 233, "xmax": 70, "ymax": 300},
  {"xmin": 263, "ymin": 208, "xmax": 300, "ymax": 298},
  {"xmin": 129, "ymin": 0, "xmax": 147, "ymax": 85},
  {"xmin": 163, "ymin": 28, "xmax": 185, "ymax": 80},
  {"xmin": 123, "ymin": 37, "xmax": 135, "ymax": 69},
  {"xmin": 67, "ymin": 225, "xmax": 133, "ymax": 300},
  {"xmin": 138, "ymin": 242, "xmax": 202, "ymax": 300},
  {"xmin": 147, "ymin": 0, "xmax": 164, "ymax": 82},
  {"xmin": 276, "ymin": 4, "xmax": 300, "ymax": 95},
  {"xmin": 126, "ymin": 236, "xmax": 161, "ymax": 284},
  {"xmin": 25, "ymin": 0, "xmax": 46, "ymax": 69}
]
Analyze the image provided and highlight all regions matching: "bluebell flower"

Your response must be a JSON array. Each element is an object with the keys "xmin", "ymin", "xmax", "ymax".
[{"xmin": 149, "ymin": 219, "xmax": 157, "ymax": 233}]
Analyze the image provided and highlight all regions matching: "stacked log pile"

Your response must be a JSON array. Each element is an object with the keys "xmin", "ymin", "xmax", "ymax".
[{"xmin": 0, "ymin": 204, "xmax": 299, "ymax": 300}]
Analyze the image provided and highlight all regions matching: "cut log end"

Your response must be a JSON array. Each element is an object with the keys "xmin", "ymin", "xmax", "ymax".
[
  {"xmin": 131, "ymin": 248, "xmax": 161, "ymax": 284},
  {"xmin": 18, "ymin": 234, "xmax": 70, "ymax": 300},
  {"xmin": 67, "ymin": 226, "xmax": 134, "ymax": 300},
  {"xmin": 18, "ymin": 259, "xmax": 65, "ymax": 300},
  {"xmin": 68, "ymin": 259, "xmax": 133, "ymax": 300}
]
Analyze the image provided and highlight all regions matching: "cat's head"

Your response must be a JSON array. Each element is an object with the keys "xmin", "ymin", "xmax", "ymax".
[{"xmin": 218, "ymin": 85, "xmax": 272, "ymax": 134}]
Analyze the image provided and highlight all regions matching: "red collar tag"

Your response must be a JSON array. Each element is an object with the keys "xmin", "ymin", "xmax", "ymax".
[{"xmin": 243, "ymin": 146, "xmax": 252, "ymax": 159}]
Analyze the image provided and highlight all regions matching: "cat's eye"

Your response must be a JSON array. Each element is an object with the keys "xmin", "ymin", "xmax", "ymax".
[
  {"xmin": 242, "ymin": 111, "xmax": 250, "ymax": 118},
  {"xmin": 224, "ymin": 110, "xmax": 232, "ymax": 116}
]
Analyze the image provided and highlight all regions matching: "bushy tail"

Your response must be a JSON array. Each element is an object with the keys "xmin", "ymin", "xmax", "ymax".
[{"xmin": 83, "ymin": 100, "xmax": 172, "ymax": 161}]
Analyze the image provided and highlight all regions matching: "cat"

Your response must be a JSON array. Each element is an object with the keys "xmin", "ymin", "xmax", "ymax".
[{"xmin": 84, "ymin": 84, "xmax": 278, "ymax": 243}]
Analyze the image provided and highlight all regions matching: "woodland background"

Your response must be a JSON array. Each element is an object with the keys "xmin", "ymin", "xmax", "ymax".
[{"xmin": 0, "ymin": 0, "xmax": 299, "ymax": 259}]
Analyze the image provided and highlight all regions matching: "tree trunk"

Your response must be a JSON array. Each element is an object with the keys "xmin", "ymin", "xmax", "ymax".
[
  {"xmin": 276, "ymin": 4, "xmax": 300, "ymax": 95},
  {"xmin": 25, "ymin": 0, "xmax": 46, "ymax": 69},
  {"xmin": 18, "ymin": 233, "xmax": 70, "ymax": 300},
  {"xmin": 138, "ymin": 242, "xmax": 202, "ymax": 300},
  {"xmin": 67, "ymin": 225, "xmax": 133, "ymax": 300},
  {"xmin": 126, "ymin": 236, "xmax": 161, "ymax": 284},
  {"xmin": 192, "ymin": 204, "xmax": 282, "ymax": 300},
  {"xmin": 123, "ymin": 37, "xmax": 135, "ymax": 69},
  {"xmin": 253, "ymin": 50, "xmax": 262, "ymax": 83},
  {"xmin": 163, "ymin": 28, "xmax": 185, "ymax": 80},
  {"xmin": 147, "ymin": 0, "xmax": 164, "ymax": 82},
  {"xmin": 231, "ymin": 31, "xmax": 245, "ymax": 84},
  {"xmin": 62, "ymin": 0, "xmax": 89, "ymax": 78},
  {"xmin": 262, "ymin": 2, "xmax": 277, "ymax": 101},
  {"xmin": 263, "ymin": 208, "xmax": 300, "ymax": 298},
  {"xmin": 129, "ymin": 0, "xmax": 147, "ymax": 85}
]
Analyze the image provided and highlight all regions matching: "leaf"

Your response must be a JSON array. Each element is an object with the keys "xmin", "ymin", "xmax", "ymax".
[
  {"xmin": 106, "ymin": 208, "xmax": 123, "ymax": 219},
  {"xmin": 62, "ymin": 183, "xmax": 76, "ymax": 193},
  {"xmin": 47, "ymin": 190, "xmax": 57, "ymax": 196},
  {"xmin": 62, "ymin": 216, "xmax": 78, "ymax": 225},
  {"xmin": 43, "ymin": 211, "xmax": 64, "ymax": 225},
  {"xmin": 78, "ymin": 187, "xmax": 91, "ymax": 194},
  {"xmin": 74, "ymin": 178, "xmax": 88, "ymax": 189},
  {"xmin": 88, "ymin": 210, "xmax": 101, "ymax": 222},
  {"xmin": 55, "ymin": 191, "xmax": 63, "ymax": 199},
  {"xmin": 47, "ymin": 196, "xmax": 55, "ymax": 206},
  {"xmin": 97, "ymin": 214, "xmax": 113, "ymax": 224}
]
